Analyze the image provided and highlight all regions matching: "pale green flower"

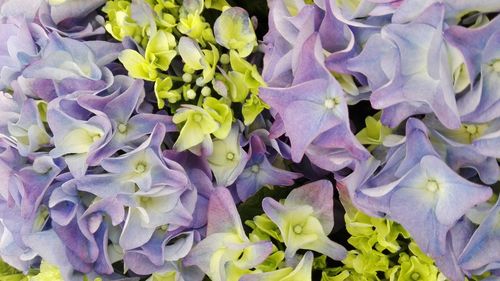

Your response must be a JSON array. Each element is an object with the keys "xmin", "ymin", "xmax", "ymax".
[
  {"xmin": 214, "ymin": 7, "xmax": 257, "ymax": 57},
  {"xmin": 172, "ymin": 105, "xmax": 219, "ymax": 151}
]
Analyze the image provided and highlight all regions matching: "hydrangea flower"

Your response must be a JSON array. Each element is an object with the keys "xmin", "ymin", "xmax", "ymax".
[
  {"xmin": 263, "ymin": 180, "xmax": 347, "ymax": 261},
  {"xmin": 446, "ymin": 16, "xmax": 500, "ymax": 123},
  {"xmin": 75, "ymin": 124, "xmax": 193, "ymax": 242},
  {"xmin": 348, "ymin": 3, "xmax": 461, "ymax": 129},
  {"xmin": 172, "ymin": 104, "xmax": 219, "ymax": 152},
  {"xmin": 21, "ymin": 32, "xmax": 121, "ymax": 99},
  {"xmin": 47, "ymin": 97, "xmax": 112, "ymax": 177},
  {"xmin": 207, "ymin": 124, "xmax": 249, "ymax": 186},
  {"xmin": 235, "ymin": 133, "xmax": 301, "ymax": 201},
  {"xmin": 240, "ymin": 251, "xmax": 314, "ymax": 281},
  {"xmin": 459, "ymin": 198, "xmax": 500, "ymax": 276},
  {"xmin": 260, "ymin": 33, "xmax": 351, "ymax": 163},
  {"xmin": 1, "ymin": 0, "xmax": 499, "ymax": 280},
  {"xmin": 359, "ymin": 119, "xmax": 493, "ymax": 280},
  {"xmin": 7, "ymin": 98, "xmax": 50, "ymax": 157},
  {"xmin": 0, "ymin": 16, "xmax": 44, "ymax": 90},
  {"xmin": 184, "ymin": 187, "xmax": 273, "ymax": 281}
]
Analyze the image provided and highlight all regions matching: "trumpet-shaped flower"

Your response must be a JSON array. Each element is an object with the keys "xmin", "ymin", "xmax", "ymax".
[
  {"xmin": 263, "ymin": 180, "xmax": 347, "ymax": 260},
  {"xmin": 184, "ymin": 187, "xmax": 273, "ymax": 281}
]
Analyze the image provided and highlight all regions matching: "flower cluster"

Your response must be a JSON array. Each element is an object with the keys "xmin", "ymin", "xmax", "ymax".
[
  {"xmin": 0, "ymin": 0, "xmax": 498, "ymax": 280},
  {"xmin": 321, "ymin": 210, "xmax": 445, "ymax": 281},
  {"xmin": 103, "ymin": 0, "xmax": 269, "ymax": 151},
  {"xmin": 262, "ymin": 0, "xmax": 500, "ymax": 280},
  {"xmin": 185, "ymin": 180, "xmax": 346, "ymax": 281}
]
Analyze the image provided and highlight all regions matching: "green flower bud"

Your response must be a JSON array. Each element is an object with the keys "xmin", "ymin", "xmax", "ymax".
[
  {"xmin": 214, "ymin": 7, "xmax": 257, "ymax": 58},
  {"xmin": 356, "ymin": 113, "xmax": 392, "ymax": 147},
  {"xmin": 145, "ymin": 30, "xmax": 177, "ymax": 71},
  {"xmin": 203, "ymin": 97, "xmax": 233, "ymax": 139}
]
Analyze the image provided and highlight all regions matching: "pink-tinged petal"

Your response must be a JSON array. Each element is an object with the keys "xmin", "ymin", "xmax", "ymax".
[
  {"xmin": 206, "ymin": 187, "xmax": 245, "ymax": 237},
  {"xmin": 284, "ymin": 180, "xmax": 334, "ymax": 233},
  {"xmin": 292, "ymin": 33, "xmax": 331, "ymax": 84},
  {"xmin": 262, "ymin": 197, "xmax": 287, "ymax": 229},
  {"xmin": 233, "ymin": 241, "xmax": 274, "ymax": 269},
  {"xmin": 183, "ymin": 233, "xmax": 241, "ymax": 275}
]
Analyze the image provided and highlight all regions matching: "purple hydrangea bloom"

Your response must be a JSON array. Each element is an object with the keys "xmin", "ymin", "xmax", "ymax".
[
  {"xmin": 78, "ymin": 77, "xmax": 176, "ymax": 165},
  {"xmin": 235, "ymin": 133, "xmax": 301, "ymax": 201},
  {"xmin": 348, "ymin": 3, "xmax": 461, "ymax": 129},
  {"xmin": 20, "ymin": 32, "xmax": 122, "ymax": 100},
  {"xmin": 76, "ymin": 124, "xmax": 195, "ymax": 250},
  {"xmin": 184, "ymin": 187, "xmax": 273, "ymax": 281},
  {"xmin": 47, "ymin": 96, "xmax": 112, "ymax": 177},
  {"xmin": 459, "ymin": 198, "xmax": 500, "ymax": 276},
  {"xmin": 446, "ymin": 16, "xmax": 500, "ymax": 123},
  {"xmin": 0, "ymin": 17, "xmax": 46, "ymax": 90},
  {"xmin": 261, "ymin": 31, "xmax": 369, "ymax": 170},
  {"xmin": 422, "ymin": 116, "xmax": 500, "ymax": 185},
  {"xmin": 356, "ymin": 119, "xmax": 492, "ymax": 280}
]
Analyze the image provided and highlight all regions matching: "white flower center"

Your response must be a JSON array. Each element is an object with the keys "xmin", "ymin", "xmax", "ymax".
[
  {"xmin": 135, "ymin": 163, "xmax": 147, "ymax": 174},
  {"xmin": 251, "ymin": 164, "xmax": 260, "ymax": 173},
  {"xmin": 293, "ymin": 225, "xmax": 303, "ymax": 234},
  {"xmin": 118, "ymin": 123, "xmax": 127, "ymax": 133},
  {"xmin": 324, "ymin": 97, "xmax": 340, "ymax": 109},
  {"xmin": 426, "ymin": 180, "xmax": 439, "ymax": 192}
]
